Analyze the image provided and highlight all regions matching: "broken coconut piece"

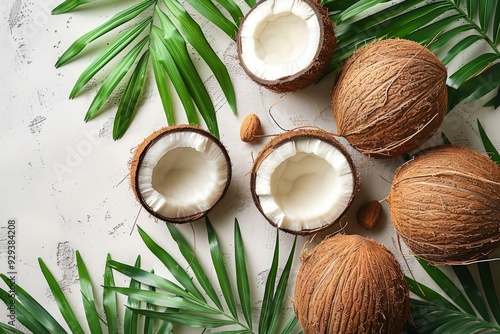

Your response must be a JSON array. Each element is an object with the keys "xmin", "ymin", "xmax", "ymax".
[
  {"xmin": 251, "ymin": 129, "xmax": 358, "ymax": 234},
  {"xmin": 237, "ymin": 0, "xmax": 336, "ymax": 92},
  {"xmin": 130, "ymin": 126, "xmax": 231, "ymax": 223}
]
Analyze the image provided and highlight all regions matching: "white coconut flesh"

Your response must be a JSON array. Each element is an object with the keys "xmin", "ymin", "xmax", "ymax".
[
  {"xmin": 239, "ymin": 0, "xmax": 321, "ymax": 81},
  {"xmin": 136, "ymin": 131, "xmax": 229, "ymax": 219},
  {"xmin": 255, "ymin": 139, "xmax": 355, "ymax": 232}
]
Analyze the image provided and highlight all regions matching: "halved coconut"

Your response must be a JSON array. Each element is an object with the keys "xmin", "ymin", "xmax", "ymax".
[
  {"xmin": 237, "ymin": 0, "xmax": 336, "ymax": 92},
  {"xmin": 250, "ymin": 129, "xmax": 359, "ymax": 234},
  {"xmin": 130, "ymin": 126, "xmax": 231, "ymax": 223}
]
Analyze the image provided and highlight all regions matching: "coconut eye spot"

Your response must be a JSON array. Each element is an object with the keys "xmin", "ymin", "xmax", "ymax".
[
  {"xmin": 254, "ymin": 13, "xmax": 309, "ymax": 65},
  {"xmin": 151, "ymin": 147, "xmax": 215, "ymax": 203},
  {"xmin": 271, "ymin": 152, "xmax": 335, "ymax": 219}
]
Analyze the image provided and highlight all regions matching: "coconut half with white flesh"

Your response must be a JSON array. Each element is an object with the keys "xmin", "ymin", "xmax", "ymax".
[
  {"xmin": 237, "ymin": 0, "xmax": 336, "ymax": 92},
  {"xmin": 251, "ymin": 129, "xmax": 358, "ymax": 235},
  {"xmin": 130, "ymin": 126, "xmax": 231, "ymax": 223}
]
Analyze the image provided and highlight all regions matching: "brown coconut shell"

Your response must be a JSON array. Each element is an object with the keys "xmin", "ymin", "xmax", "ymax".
[
  {"xmin": 294, "ymin": 234, "xmax": 410, "ymax": 334},
  {"xmin": 250, "ymin": 128, "xmax": 359, "ymax": 235},
  {"xmin": 388, "ymin": 145, "xmax": 500, "ymax": 265},
  {"xmin": 237, "ymin": 0, "xmax": 336, "ymax": 93},
  {"xmin": 332, "ymin": 38, "xmax": 447, "ymax": 158},
  {"xmin": 130, "ymin": 125, "xmax": 232, "ymax": 223}
]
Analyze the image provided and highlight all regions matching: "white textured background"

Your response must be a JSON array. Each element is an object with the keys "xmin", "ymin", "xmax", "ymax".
[{"xmin": 1, "ymin": 0, "xmax": 500, "ymax": 332}]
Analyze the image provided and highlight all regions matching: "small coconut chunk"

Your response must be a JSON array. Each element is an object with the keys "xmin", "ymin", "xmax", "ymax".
[
  {"xmin": 239, "ymin": 0, "xmax": 321, "ymax": 81},
  {"xmin": 132, "ymin": 127, "xmax": 231, "ymax": 222},
  {"xmin": 255, "ymin": 138, "xmax": 354, "ymax": 232}
]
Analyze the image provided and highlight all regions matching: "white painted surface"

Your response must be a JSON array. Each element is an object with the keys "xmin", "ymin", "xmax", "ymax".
[{"xmin": 1, "ymin": 0, "xmax": 499, "ymax": 333}]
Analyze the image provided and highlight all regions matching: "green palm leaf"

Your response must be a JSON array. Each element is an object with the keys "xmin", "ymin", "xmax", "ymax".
[
  {"xmin": 52, "ymin": 0, "xmax": 93, "ymax": 14},
  {"xmin": 0, "ymin": 274, "xmax": 67, "ymax": 333},
  {"xmin": 113, "ymin": 50, "xmax": 150, "ymax": 139},
  {"xmin": 76, "ymin": 251, "xmax": 104, "ymax": 334},
  {"xmin": 258, "ymin": 230, "xmax": 280, "ymax": 334},
  {"xmin": 150, "ymin": 28, "xmax": 200, "ymax": 126},
  {"xmin": 0, "ymin": 322, "xmax": 24, "ymax": 334},
  {"xmin": 55, "ymin": 0, "xmax": 155, "ymax": 67},
  {"xmin": 85, "ymin": 36, "xmax": 149, "ymax": 122},
  {"xmin": 477, "ymin": 118, "xmax": 500, "ymax": 164},
  {"xmin": 182, "ymin": 0, "xmax": 238, "ymax": 39},
  {"xmin": 234, "ymin": 219, "xmax": 252, "ymax": 329},
  {"xmin": 150, "ymin": 43, "xmax": 175, "ymax": 125},
  {"xmin": 69, "ymin": 17, "xmax": 152, "ymax": 99},
  {"xmin": 206, "ymin": 217, "xmax": 238, "ymax": 319},
  {"xmin": 163, "ymin": 0, "xmax": 237, "ymax": 115},
  {"xmin": 103, "ymin": 254, "xmax": 118, "ymax": 334},
  {"xmin": 124, "ymin": 256, "xmax": 141, "ymax": 334},
  {"xmin": 477, "ymin": 262, "xmax": 500, "ymax": 324},
  {"xmin": 137, "ymin": 226, "xmax": 206, "ymax": 301},
  {"xmin": 166, "ymin": 222, "xmax": 224, "ymax": 311},
  {"xmin": 38, "ymin": 258, "xmax": 85, "ymax": 334},
  {"xmin": 156, "ymin": 8, "xmax": 219, "ymax": 137}
]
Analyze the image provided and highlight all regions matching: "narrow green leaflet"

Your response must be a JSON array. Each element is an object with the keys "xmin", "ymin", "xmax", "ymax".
[
  {"xmin": 124, "ymin": 256, "xmax": 141, "ymax": 334},
  {"xmin": 156, "ymin": 9, "xmax": 219, "ymax": 137},
  {"xmin": 280, "ymin": 315, "xmax": 299, "ymax": 334},
  {"xmin": 76, "ymin": 251, "xmax": 104, "ymax": 334},
  {"xmin": 243, "ymin": 0, "xmax": 255, "ymax": 8},
  {"xmin": 206, "ymin": 217, "xmax": 238, "ymax": 319},
  {"xmin": 259, "ymin": 230, "xmax": 280, "ymax": 334},
  {"xmin": 213, "ymin": 0, "xmax": 244, "ymax": 25},
  {"xmin": 52, "ymin": 0, "xmax": 92, "ymax": 15},
  {"xmin": 150, "ymin": 44, "xmax": 174, "ymax": 125},
  {"xmin": 454, "ymin": 63, "xmax": 500, "ymax": 105},
  {"xmin": 0, "ymin": 288, "xmax": 51, "ymax": 334},
  {"xmin": 103, "ymin": 254, "xmax": 118, "ymax": 334},
  {"xmin": 234, "ymin": 219, "xmax": 252, "ymax": 329},
  {"xmin": 113, "ymin": 50, "xmax": 150, "ymax": 140},
  {"xmin": 163, "ymin": 0, "xmax": 237, "ymax": 115},
  {"xmin": 478, "ymin": 262, "xmax": 500, "ymax": 324},
  {"xmin": 441, "ymin": 34, "xmax": 483, "ymax": 66},
  {"xmin": 108, "ymin": 260, "xmax": 194, "ymax": 299},
  {"xmin": 448, "ymin": 53, "xmax": 498, "ymax": 89},
  {"xmin": 427, "ymin": 24, "xmax": 476, "ymax": 52},
  {"xmin": 478, "ymin": 0, "xmax": 496, "ymax": 33},
  {"xmin": 0, "ymin": 274, "xmax": 67, "ymax": 333},
  {"xmin": 335, "ymin": 0, "xmax": 388, "ymax": 24},
  {"xmin": 38, "ymin": 258, "xmax": 85, "ymax": 334},
  {"xmin": 0, "ymin": 322, "xmax": 24, "ymax": 334},
  {"xmin": 166, "ymin": 222, "xmax": 224, "ymax": 311},
  {"xmin": 416, "ymin": 258, "xmax": 476, "ymax": 316},
  {"xmin": 69, "ymin": 17, "xmax": 152, "ymax": 99},
  {"xmin": 111, "ymin": 287, "xmax": 222, "ymax": 314},
  {"xmin": 55, "ymin": 0, "xmax": 155, "ymax": 67},
  {"xmin": 150, "ymin": 28, "xmax": 199, "ymax": 126},
  {"xmin": 406, "ymin": 276, "xmax": 459, "ymax": 311},
  {"xmin": 144, "ymin": 277, "xmax": 155, "ymax": 334},
  {"xmin": 267, "ymin": 237, "xmax": 297, "ymax": 334},
  {"xmin": 183, "ymin": 0, "xmax": 238, "ymax": 39},
  {"xmin": 405, "ymin": 14, "xmax": 462, "ymax": 45},
  {"xmin": 452, "ymin": 265, "xmax": 489, "ymax": 321},
  {"xmin": 85, "ymin": 36, "xmax": 149, "ymax": 121},
  {"xmin": 137, "ymin": 226, "xmax": 206, "ymax": 302},
  {"xmin": 477, "ymin": 119, "xmax": 500, "ymax": 165},
  {"xmin": 127, "ymin": 308, "xmax": 236, "ymax": 328},
  {"xmin": 494, "ymin": 1, "xmax": 500, "ymax": 44}
]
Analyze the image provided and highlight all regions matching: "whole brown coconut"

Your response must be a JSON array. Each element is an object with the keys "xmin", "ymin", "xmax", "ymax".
[
  {"xmin": 237, "ymin": 0, "xmax": 336, "ymax": 92},
  {"xmin": 388, "ymin": 145, "xmax": 500, "ymax": 265},
  {"xmin": 332, "ymin": 39, "xmax": 447, "ymax": 158},
  {"xmin": 294, "ymin": 234, "xmax": 410, "ymax": 334}
]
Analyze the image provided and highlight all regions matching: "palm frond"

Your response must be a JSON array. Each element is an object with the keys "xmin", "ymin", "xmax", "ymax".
[
  {"xmin": 326, "ymin": 0, "xmax": 500, "ymax": 110},
  {"xmin": 54, "ymin": 0, "xmax": 241, "ymax": 139},
  {"xmin": 103, "ymin": 254, "xmax": 118, "ymax": 334},
  {"xmin": 406, "ymin": 257, "xmax": 500, "ymax": 333},
  {"xmin": 76, "ymin": 251, "xmax": 104, "ymax": 333},
  {"xmin": 477, "ymin": 119, "xmax": 500, "ymax": 164}
]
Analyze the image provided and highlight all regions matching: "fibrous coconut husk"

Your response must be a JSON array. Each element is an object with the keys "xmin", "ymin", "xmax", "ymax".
[
  {"xmin": 388, "ymin": 145, "xmax": 500, "ymax": 265},
  {"xmin": 294, "ymin": 234, "xmax": 410, "ymax": 334},
  {"xmin": 332, "ymin": 38, "xmax": 447, "ymax": 158}
]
